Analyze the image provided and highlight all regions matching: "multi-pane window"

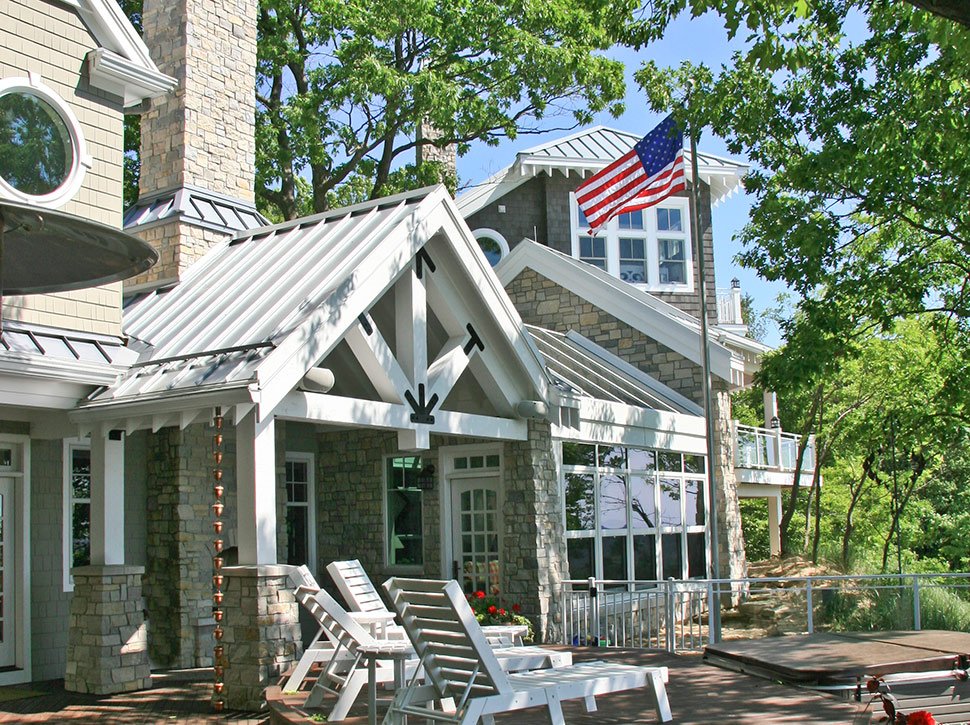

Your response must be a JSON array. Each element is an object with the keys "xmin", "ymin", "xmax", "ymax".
[
  {"xmin": 63, "ymin": 439, "xmax": 90, "ymax": 590},
  {"xmin": 571, "ymin": 196, "xmax": 692, "ymax": 291},
  {"xmin": 386, "ymin": 456, "xmax": 424, "ymax": 568},
  {"xmin": 285, "ymin": 454, "xmax": 314, "ymax": 571},
  {"xmin": 562, "ymin": 442, "xmax": 707, "ymax": 586}
]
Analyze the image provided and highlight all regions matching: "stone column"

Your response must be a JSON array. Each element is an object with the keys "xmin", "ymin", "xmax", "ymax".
[
  {"xmin": 65, "ymin": 566, "xmax": 151, "ymax": 694},
  {"xmin": 711, "ymin": 385, "xmax": 747, "ymax": 582},
  {"xmin": 503, "ymin": 420, "xmax": 565, "ymax": 643},
  {"xmin": 221, "ymin": 566, "xmax": 301, "ymax": 710}
]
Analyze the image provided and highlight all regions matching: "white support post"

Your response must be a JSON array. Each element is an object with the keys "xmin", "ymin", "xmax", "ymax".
[
  {"xmin": 396, "ymin": 265, "xmax": 428, "ymax": 389},
  {"xmin": 89, "ymin": 428, "xmax": 125, "ymax": 566},
  {"xmin": 768, "ymin": 493, "xmax": 782, "ymax": 557},
  {"xmin": 235, "ymin": 408, "xmax": 278, "ymax": 565}
]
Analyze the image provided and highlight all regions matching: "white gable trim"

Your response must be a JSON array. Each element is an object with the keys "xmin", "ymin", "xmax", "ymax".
[
  {"xmin": 72, "ymin": 0, "xmax": 176, "ymax": 106},
  {"xmin": 496, "ymin": 241, "xmax": 744, "ymax": 385}
]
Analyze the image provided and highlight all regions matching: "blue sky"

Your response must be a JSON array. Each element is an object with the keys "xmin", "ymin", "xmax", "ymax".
[{"xmin": 457, "ymin": 11, "xmax": 790, "ymax": 346}]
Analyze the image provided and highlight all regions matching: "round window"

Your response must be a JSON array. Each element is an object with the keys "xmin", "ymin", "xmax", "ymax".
[{"xmin": 0, "ymin": 75, "xmax": 89, "ymax": 208}]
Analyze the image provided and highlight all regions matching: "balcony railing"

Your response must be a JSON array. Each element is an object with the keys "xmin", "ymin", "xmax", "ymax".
[{"xmin": 734, "ymin": 423, "xmax": 816, "ymax": 472}]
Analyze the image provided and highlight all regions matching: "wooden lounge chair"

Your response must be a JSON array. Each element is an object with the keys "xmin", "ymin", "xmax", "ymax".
[
  {"xmin": 382, "ymin": 577, "xmax": 673, "ymax": 724},
  {"xmin": 296, "ymin": 584, "xmax": 573, "ymax": 720},
  {"xmin": 328, "ymin": 559, "xmax": 528, "ymax": 644},
  {"xmin": 283, "ymin": 565, "xmax": 342, "ymax": 693}
]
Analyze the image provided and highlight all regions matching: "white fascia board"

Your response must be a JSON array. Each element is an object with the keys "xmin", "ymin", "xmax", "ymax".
[
  {"xmin": 496, "ymin": 242, "xmax": 738, "ymax": 382},
  {"xmin": 76, "ymin": 0, "xmax": 158, "ymax": 69},
  {"xmin": 0, "ymin": 353, "xmax": 124, "ymax": 387},
  {"xmin": 71, "ymin": 384, "xmax": 254, "ymax": 429},
  {"xmin": 276, "ymin": 391, "xmax": 529, "ymax": 441},
  {"xmin": 456, "ymin": 164, "xmax": 525, "ymax": 218},
  {"xmin": 0, "ymin": 373, "xmax": 96, "ymax": 410},
  {"xmin": 552, "ymin": 399, "xmax": 707, "ymax": 455},
  {"xmin": 86, "ymin": 48, "xmax": 177, "ymax": 107}
]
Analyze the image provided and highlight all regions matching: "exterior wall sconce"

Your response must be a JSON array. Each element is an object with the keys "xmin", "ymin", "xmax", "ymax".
[{"xmin": 769, "ymin": 415, "xmax": 781, "ymax": 429}]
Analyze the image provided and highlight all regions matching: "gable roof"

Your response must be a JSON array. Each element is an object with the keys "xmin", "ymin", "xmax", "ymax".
[
  {"xmin": 78, "ymin": 186, "xmax": 552, "ymax": 424},
  {"xmin": 496, "ymin": 240, "xmax": 748, "ymax": 387},
  {"xmin": 457, "ymin": 125, "xmax": 747, "ymax": 217},
  {"xmin": 67, "ymin": 0, "xmax": 176, "ymax": 106}
]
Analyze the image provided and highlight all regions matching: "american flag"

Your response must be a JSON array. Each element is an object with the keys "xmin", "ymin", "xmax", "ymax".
[{"xmin": 576, "ymin": 115, "xmax": 686, "ymax": 234}]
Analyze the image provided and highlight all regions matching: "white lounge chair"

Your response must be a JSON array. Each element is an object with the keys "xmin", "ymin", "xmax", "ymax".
[
  {"xmin": 328, "ymin": 559, "xmax": 528, "ymax": 644},
  {"xmin": 382, "ymin": 577, "xmax": 672, "ymax": 724},
  {"xmin": 283, "ymin": 565, "xmax": 342, "ymax": 693},
  {"xmin": 296, "ymin": 584, "xmax": 573, "ymax": 720}
]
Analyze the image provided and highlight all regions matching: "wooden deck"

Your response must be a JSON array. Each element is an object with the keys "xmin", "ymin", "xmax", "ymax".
[
  {"xmin": 269, "ymin": 646, "xmax": 868, "ymax": 724},
  {"xmin": 706, "ymin": 630, "xmax": 970, "ymax": 686}
]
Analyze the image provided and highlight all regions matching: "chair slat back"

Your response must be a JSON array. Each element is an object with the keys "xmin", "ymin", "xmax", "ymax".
[
  {"xmin": 328, "ymin": 559, "xmax": 388, "ymax": 614},
  {"xmin": 290, "ymin": 564, "xmax": 320, "ymax": 591},
  {"xmin": 384, "ymin": 577, "xmax": 512, "ymax": 700},
  {"xmin": 295, "ymin": 584, "xmax": 379, "ymax": 655}
]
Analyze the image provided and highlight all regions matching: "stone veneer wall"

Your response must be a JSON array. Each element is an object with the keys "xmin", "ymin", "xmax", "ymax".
[
  {"xmin": 144, "ymin": 422, "xmax": 238, "ymax": 668},
  {"xmin": 314, "ymin": 427, "xmax": 565, "ymax": 641},
  {"xmin": 0, "ymin": 0, "xmax": 125, "ymax": 335},
  {"xmin": 712, "ymin": 385, "xmax": 747, "ymax": 581},
  {"xmin": 128, "ymin": 222, "xmax": 233, "ymax": 290},
  {"xmin": 506, "ymin": 268, "xmax": 704, "ymax": 404},
  {"xmin": 503, "ymin": 420, "xmax": 565, "ymax": 642}
]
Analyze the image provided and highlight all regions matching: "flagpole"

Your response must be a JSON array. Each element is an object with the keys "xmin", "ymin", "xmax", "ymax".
[{"xmin": 688, "ymin": 118, "xmax": 723, "ymax": 643}]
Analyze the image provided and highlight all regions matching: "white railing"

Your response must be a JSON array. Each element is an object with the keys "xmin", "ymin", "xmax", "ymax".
[
  {"xmin": 716, "ymin": 287, "xmax": 744, "ymax": 326},
  {"xmin": 561, "ymin": 573, "xmax": 970, "ymax": 654},
  {"xmin": 734, "ymin": 423, "xmax": 816, "ymax": 472}
]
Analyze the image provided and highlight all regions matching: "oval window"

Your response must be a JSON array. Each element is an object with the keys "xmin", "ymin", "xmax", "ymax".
[{"xmin": 0, "ymin": 76, "xmax": 88, "ymax": 208}]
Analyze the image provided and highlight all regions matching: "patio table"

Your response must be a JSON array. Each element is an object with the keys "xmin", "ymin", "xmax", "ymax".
[{"xmin": 358, "ymin": 640, "xmax": 415, "ymax": 725}]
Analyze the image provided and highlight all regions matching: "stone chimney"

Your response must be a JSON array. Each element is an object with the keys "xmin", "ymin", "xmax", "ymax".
[
  {"xmin": 125, "ymin": 0, "xmax": 262, "ymax": 291},
  {"xmin": 416, "ymin": 120, "xmax": 457, "ymax": 183}
]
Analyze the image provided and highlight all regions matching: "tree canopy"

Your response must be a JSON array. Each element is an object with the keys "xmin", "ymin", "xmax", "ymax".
[
  {"xmin": 632, "ymin": 0, "xmax": 969, "ymax": 385},
  {"xmin": 256, "ymin": 0, "xmax": 633, "ymax": 220}
]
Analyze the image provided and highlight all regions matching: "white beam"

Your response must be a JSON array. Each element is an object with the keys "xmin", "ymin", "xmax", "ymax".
[
  {"xmin": 89, "ymin": 429, "xmax": 125, "ymax": 565},
  {"xmin": 276, "ymin": 391, "xmax": 528, "ymax": 441},
  {"xmin": 396, "ymin": 264, "xmax": 428, "ymax": 389},
  {"xmin": 426, "ymin": 336, "xmax": 472, "ymax": 405},
  {"xmin": 344, "ymin": 323, "xmax": 410, "ymax": 403},
  {"xmin": 397, "ymin": 427, "xmax": 430, "ymax": 451},
  {"xmin": 235, "ymin": 409, "xmax": 278, "ymax": 565}
]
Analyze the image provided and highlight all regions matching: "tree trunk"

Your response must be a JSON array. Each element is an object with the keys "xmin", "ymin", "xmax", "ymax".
[{"xmin": 779, "ymin": 386, "xmax": 823, "ymax": 557}]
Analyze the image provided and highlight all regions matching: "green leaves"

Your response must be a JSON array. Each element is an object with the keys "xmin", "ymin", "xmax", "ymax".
[{"xmin": 255, "ymin": 0, "xmax": 635, "ymax": 218}]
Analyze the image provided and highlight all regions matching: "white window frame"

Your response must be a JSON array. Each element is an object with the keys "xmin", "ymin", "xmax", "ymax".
[
  {"xmin": 62, "ymin": 437, "xmax": 91, "ymax": 593},
  {"xmin": 471, "ymin": 228, "xmax": 510, "ymax": 267},
  {"xmin": 284, "ymin": 452, "xmax": 316, "ymax": 576},
  {"xmin": 0, "ymin": 74, "xmax": 92, "ymax": 209},
  {"xmin": 569, "ymin": 193, "xmax": 694, "ymax": 292},
  {"xmin": 383, "ymin": 454, "xmax": 426, "ymax": 573}
]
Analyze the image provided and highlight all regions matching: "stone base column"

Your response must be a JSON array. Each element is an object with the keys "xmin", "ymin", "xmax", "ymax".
[
  {"xmin": 221, "ymin": 566, "xmax": 301, "ymax": 710},
  {"xmin": 65, "ymin": 565, "xmax": 151, "ymax": 694}
]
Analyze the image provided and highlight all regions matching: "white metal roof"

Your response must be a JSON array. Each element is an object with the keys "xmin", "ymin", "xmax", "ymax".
[
  {"xmin": 124, "ymin": 185, "xmax": 267, "ymax": 236},
  {"xmin": 526, "ymin": 326, "xmax": 702, "ymax": 415},
  {"xmin": 82, "ymin": 186, "xmax": 552, "ymax": 420},
  {"xmin": 457, "ymin": 125, "xmax": 748, "ymax": 217}
]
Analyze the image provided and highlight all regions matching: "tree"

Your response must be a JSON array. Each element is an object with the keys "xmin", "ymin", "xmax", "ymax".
[
  {"xmin": 631, "ymin": 1, "xmax": 969, "ymax": 383},
  {"xmin": 256, "ymin": 0, "xmax": 632, "ymax": 220}
]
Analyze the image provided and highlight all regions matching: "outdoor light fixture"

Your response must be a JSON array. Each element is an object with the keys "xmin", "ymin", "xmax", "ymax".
[{"xmin": 770, "ymin": 415, "xmax": 781, "ymax": 429}]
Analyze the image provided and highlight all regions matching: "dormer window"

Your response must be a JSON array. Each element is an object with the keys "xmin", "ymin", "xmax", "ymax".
[
  {"xmin": 0, "ymin": 75, "xmax": 90, "ymax": 208},
  {"xmin": 571, "ymin": 194, "xmax": 693, "ymax": 292}
]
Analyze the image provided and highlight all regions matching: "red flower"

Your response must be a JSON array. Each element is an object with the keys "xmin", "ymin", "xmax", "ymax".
[
  {"xmin": 512, "ymin": 603, "xmax": 522, "ymax": 613},
  {"xmin": 498, "ymin": 608, "xmax": 507, "ymax": 616},
  {"xmin": 487, "ymin": 605, "xmax": 498, "ymax": 615},
  {"xmin": 475, "ymin": 591, "xmax": 486, "ymax": 599},
  {"xmin": 907, "ymin": 712, "xmax": 936, "ymax": 725}
]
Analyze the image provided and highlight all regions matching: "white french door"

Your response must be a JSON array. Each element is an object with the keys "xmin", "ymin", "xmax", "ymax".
[{"xmin": 451, "ymin": 477, "xmax": 502, "ymax": 595}]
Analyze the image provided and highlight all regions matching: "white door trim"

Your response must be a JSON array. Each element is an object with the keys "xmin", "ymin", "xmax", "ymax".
[
  {"xmin": 0, "ymin": 435, "xmax": 31, "ymax": 686},
  {"xmin": 437, "ymin": 443, "xmax": 504, "ymax": 580}
]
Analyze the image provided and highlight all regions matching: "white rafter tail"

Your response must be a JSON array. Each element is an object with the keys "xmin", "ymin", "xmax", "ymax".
[
  {"xmin": 344, "ymin": 321, "xmax": 410, "ymax": 404},
  {"xmin": 427, "ymin": 336, "xmax": 473, "ymax": 405},
  {"xmin": 151, "ymin": 413, "xmax": 179, "ymax": 432},
  {"xmin": 235, "ymin": 402, "xmax": 256, "ymax": 424},
  {"xmin": 180, "ymin": 409, "xmax": 203, "ymax": 430}
]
